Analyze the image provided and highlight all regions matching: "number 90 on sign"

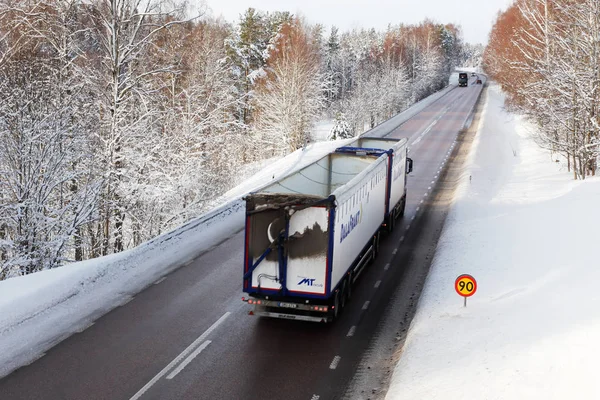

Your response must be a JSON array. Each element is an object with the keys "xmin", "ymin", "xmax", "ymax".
[{"xmin": 455, "ymin": 274, "xmax": 477, "ymax": 297}]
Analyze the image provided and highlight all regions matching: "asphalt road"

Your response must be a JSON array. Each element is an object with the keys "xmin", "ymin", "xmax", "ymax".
[{"xmin": 0, "ymin": 76, "xmax": 485, "ymax": 400}]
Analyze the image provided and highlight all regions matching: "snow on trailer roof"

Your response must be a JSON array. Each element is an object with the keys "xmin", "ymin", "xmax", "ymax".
[
  {"xmin": 258, "ymin": 151, "xmax": 381, "ymax": 198},
  {"xmin": 251, "ymin": 137, "xmax": 405, "ymax": 201},
  {"xmin": 348, "ymin": 136, "xmax": 407, "ymax": 153}
]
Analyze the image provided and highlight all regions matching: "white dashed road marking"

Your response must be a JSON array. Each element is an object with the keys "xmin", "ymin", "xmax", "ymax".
[
  {"xmin": 166, "ymin": 341, "xmax": 212, "ymax": 380},
  {"xmin": 330, "ymin": 356, "xmax": 341, "ymax": 370},
  {"xmin": 129, "ymin": 312, "xmax": 231, "ymax": 400}
]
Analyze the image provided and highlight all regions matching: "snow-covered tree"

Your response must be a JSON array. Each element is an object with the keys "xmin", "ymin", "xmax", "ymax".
[
  {"xmin": 226, "ymin": 8, "xmax": 292, "ymax": 126},
  {"xmin": 137, "ymin": 19, "xmax": 246, "ymax": 242},
  {"xmin": 328, "ymin": 113, "xmax": 352, "ymax": 140},
  {"xmin": 83, "ymin": 0, "xmax": 197, "ymax": 253},
  {"xmin": 485, "ymin": 0, "xmax": 600, "ymax": 178},
  {"xmin": 254, "ymin": 18, "xmax": 327, "ymax": 153},
  {"xmin": 0, "ymin": 0, "xmax": 101, "ymax": 277}
]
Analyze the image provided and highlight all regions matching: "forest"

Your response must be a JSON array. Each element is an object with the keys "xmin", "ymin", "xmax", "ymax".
[
  {"xmin": 0, "ymin": 0, "xmax": 465, "ymax": 279},
  {"xmin": 484, "ymin": 0, "xmax": 600, "ymax": 180}
]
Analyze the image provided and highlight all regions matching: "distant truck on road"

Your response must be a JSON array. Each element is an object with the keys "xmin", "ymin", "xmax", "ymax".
[
  {"xmin": 458, "ymin": 72, "xmax": 469, "ymax": 87},
  {"xmin": 242, "ymin": 137, "xmax": 412, "ymax": 322}
]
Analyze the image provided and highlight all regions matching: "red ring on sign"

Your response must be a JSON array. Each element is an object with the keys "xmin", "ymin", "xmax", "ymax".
[{"xmin": 455, "ymin": 274, "xmax": 477, "ymax": 297}]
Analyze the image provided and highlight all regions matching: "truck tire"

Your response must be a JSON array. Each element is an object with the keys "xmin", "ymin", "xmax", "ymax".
[
  {"xmin": 372, "ymin": 233, "xmax": 380, "ymax": 260},
  {"xmin": 341, "ymin": 279, "xmax": 347, "ymax": 309},
  {"xmin": 399, "ymin": 197, "xmax": 406, "ymax": 218}
]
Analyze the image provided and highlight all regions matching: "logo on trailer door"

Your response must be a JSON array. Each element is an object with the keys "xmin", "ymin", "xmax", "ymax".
[{"xmin": 298, "ymin": 277, "xmax": 323, "ymax": 287}]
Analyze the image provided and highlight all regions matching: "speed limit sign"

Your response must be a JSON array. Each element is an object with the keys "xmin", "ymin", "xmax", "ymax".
[{"xmin": 455, "ymin": 274, "xmax": 477, "ymax": 306}]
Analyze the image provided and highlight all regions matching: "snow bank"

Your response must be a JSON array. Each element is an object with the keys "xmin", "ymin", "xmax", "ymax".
[
  {"xmin": 313, "ymin": 120, "xmax": 336, "ymax": 142},
  {"xmin": 386, "ymin": 84, "xmax": 600, "ymax": 399},
  {"xmin": 0, "ymin": 200, "xmax": 245, "ymax": 377}
]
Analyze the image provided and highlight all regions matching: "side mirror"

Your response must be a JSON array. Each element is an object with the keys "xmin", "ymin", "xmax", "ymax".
[{"xmin": 406, "ymin": 157, "xmax": 413, "ymax": 174}]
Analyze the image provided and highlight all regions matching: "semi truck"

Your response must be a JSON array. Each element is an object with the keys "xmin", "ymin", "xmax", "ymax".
[
  {"xmin": 242, "ymin": 137, "xmax": 412, "ymax": 322},
  {"xmin": 458, "ymin": 72, "xmax": 468, "ymax": 87}
]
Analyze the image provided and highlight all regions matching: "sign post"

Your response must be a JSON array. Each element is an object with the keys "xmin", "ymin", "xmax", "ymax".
[{"xmin": 454, "ymin": 274, "xmax": 477, "ymax": 307}]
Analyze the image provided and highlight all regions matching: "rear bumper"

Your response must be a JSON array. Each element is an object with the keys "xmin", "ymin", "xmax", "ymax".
[
  {"xmin": 243, "ymin": 299, "xmax": 333, "ymax": 323},
  {"xmin": 255, "ymin": 310, "xmax": 331, "ymax": 323}
]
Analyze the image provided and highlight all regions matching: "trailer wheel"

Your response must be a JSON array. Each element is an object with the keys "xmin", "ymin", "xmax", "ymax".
[
  {"xmin": 399, "ymin": 197, "xmax": 406, "ymax": 218},
  {"xmin": 387, "ymin": 214, "xmax": 395, "ymax": 232},
  {"xmin": 372, "ymin": 233, "xmax": 380, "ymax": 260}
]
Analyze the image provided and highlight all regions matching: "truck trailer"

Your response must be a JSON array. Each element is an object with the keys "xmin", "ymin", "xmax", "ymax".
[{"xmin": 242, "ymin": 137, "xmax": 412, "ymax": 322}]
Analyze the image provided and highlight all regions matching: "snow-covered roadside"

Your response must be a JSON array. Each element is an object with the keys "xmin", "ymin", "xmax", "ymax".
[
  {"xmin": 0, "ymin": 201, "xmax": 245, "ymax": 378},
  {"xmin": 386, "ymin": 84, "xmax": 600, "ymax": 399}
]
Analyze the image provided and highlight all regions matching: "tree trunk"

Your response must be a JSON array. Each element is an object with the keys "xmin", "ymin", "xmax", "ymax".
[
  {"xmin": 74, "ymin": 226, "xmax": 83, "ymax": 261},
  {"xmin": 114, "ymin": 200, "xmax": 124, "ymax": 253},
  {"xmin": 103, "ymin": 204, "xmax": 110, "ymax": 256}
]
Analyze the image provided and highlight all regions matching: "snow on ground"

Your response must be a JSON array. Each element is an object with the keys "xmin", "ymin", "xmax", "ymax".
[
  {"xmin": 0, "ymin": 201, "xmax": 244, "ymax": 378},
  {"xmin": 386, "ymin": 83, "xmax": 600, "ymax": 399},
  {"xmin": 313, "ymin": 120, "xmax": 336, "ymax": 142}
]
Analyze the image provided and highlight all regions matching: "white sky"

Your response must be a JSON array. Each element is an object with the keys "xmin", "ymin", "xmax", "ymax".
[{"xmin": 198, "ymin": 0, "xmax": 514, "ymax": 44}]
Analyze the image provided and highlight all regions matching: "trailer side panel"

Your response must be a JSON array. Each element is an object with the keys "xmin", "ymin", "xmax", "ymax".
[
  {"xmin": 331, "ymin": 157, "xmax": 388, "ymax": 289},
  {"xmin": 389, "ymin": 143, "xmax": 408, "ymax": 209}
]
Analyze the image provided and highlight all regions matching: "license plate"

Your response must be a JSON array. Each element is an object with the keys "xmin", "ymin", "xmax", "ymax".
[{"xmin": 279, "ymin": 302, "xmax": 298, "ymax": 309}]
